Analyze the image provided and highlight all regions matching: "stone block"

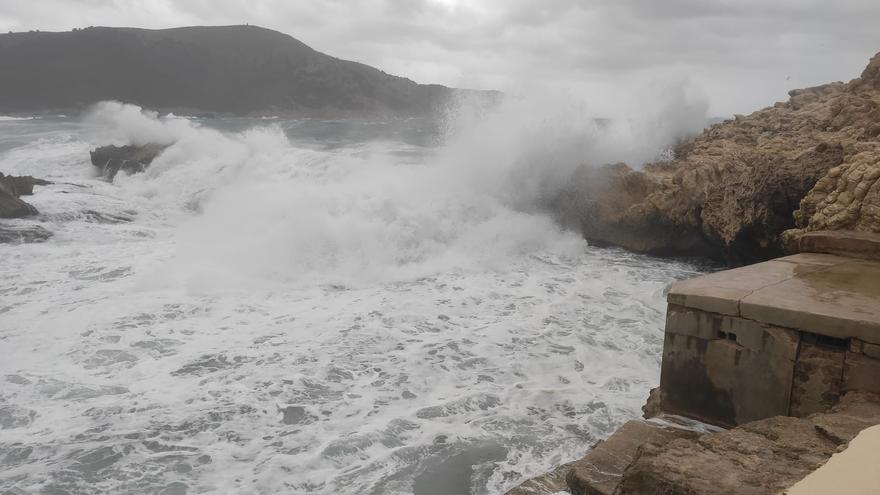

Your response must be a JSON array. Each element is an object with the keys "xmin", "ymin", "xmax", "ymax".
[
  {"xmin": 659, "ymin": 309, "xmax": 798, "ymax": 426},
  {"xmin": 843, "ymin": 351, "xmax": 880, "ymax": 395},
  {"xmin": 668, "ymin": 253, "xmax": 880, "ymax": 345},
  {"xmin": 863, "ymin": 342, "xmax": 880, "ymax": 359},
  {"xmin": 795, "ymin": 229, "xmax": 880, "ymax": 261},
  {"xmin": 790, "ymin": 338, "xmax": 846, "ymax": 417},
  {"xmin": 664, "ymin": 305, "xmax": 720, "ymax": 340},
  {"xmin": 667, "ymin": 259, "xmax": 804, "ymax": 316}
]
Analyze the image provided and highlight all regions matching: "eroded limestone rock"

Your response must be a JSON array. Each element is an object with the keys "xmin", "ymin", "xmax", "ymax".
[
  {"xmin": 790, "ymin": 150, "xmax": 880, "ymax": 235},
  {"xmin": 555, "ymin": 51, "xmax": 880, "ymax": 265}
]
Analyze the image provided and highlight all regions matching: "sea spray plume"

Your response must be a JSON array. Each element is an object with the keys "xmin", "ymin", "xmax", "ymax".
[
  {"xmin": 428, "ymin": 81, "xmax": 709, "ymax": 214},
  {"xmin": 84, "ymin": 101, "xmax": 289, "ymax": 214},
  {"xmin": 159, "ymin": 142, "xmax": 588, "ymax": 292},
  {"xmin": 85, "ymin": 101, "xmax": 180, "ymax": 146},
  {"xmin": 88, "ymin": 111, "xmax": 585, "ymax": 290},
  {"xmin": 118, "ymin": 82, "xmax": 706, "ymax": 291}
]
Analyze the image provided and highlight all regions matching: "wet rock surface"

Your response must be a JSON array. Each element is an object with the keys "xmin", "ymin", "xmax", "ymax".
[
  {"xmin": 0, "ymin": 172, "xmax": 52, "ymax": 242},
  {"xmin": 785, "ymin": 229, "xmax": 880, "ymax": 260},
  {"xmin": 90, "ymin": 143, "xmax": 168, "ymax": 180},
  {"xmin": 0, "ymin": 172, "xmax": 51, "ymax": 196},
  {"xmin": 554, "ymin": 51, "xmax": 880, "ymax": 265},
  {"xmin": 503, "ymin": 462, "xmax": 571, "ymax": 495},
  {"xmin": 566, "ymin": 418, "xmax": 704, "ymax": 495},
  {"xmin": 0, "ymin": 173, "xmax": 43, "ymax": 219},
  {"xmin": 0, "ymin": 224, "xmax": 52, "ymax": 243},
  {"xmin": 614, "ymin": 392, "xmax": 880, "ymax": 495}
]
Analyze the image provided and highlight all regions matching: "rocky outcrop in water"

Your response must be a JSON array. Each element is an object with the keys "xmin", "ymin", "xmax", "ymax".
[
  {"xmin": 0, "ymin": 188, "xmax": 37, "ymax": 219},
  {"xmin": 554, "ymin": 51, "xmax": 880, "ymax": 265},
  {"xmin": 0, "ymin": 172, "xmax": 52, "ymax": 242},
  {"xmin": 0, "ymin": 172, "xmax": 51, "ymax": 196},
  {"xmin": 90, "ymin": 143, "xmax": 167, "ymax": 180},
  {"xmin": 0, "ymin": 172, "xmax": 48, "ymax": 218}
]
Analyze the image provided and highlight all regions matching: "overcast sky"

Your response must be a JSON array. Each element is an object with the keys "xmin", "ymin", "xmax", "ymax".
[{"xmin": 1, "ymin": 0, "xmax": 878, "ymax": 115}]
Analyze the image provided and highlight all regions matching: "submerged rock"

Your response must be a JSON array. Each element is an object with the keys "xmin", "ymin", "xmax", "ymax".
[
  {"xmin": 554, "ymin": 51, "xmax": 880, "ymax": 265},
  {"xmin": 0, "ymin": 224, "xmax": 52, "ymax": 243},
  {"xmin": 90, "ymin": 143, "xmax": 168, "ymax": 180}
]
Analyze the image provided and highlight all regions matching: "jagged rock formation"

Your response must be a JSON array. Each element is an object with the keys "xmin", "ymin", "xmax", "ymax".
[
  {"xmin": 0, "ymin": 173, "xmax": 51, "ymax": 196},
  {"xmin": 0, "ymin": 172, "xmax": 48, "ymax": 218},
  {"xmin": 90, "ymin": 144, "xmax": 167, "ymax": 180},
  {"xmin": 554, "ymin": 51, "xmax": 880, "ymax": 265},
  {"xmin": 0, "ymin": 25, "xmax": 498, "ymax": 117},
  {"xmin": 783, "ymin": 52, "xmax": 880, "ymax": 246},
  {"xmin": 0, "ymin": 172, "xmax": 52, "ymax": 243}
]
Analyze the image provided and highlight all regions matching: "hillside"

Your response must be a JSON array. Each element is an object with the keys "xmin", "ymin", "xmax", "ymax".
[{"xmin": 0, "ymin": 25, "xmax": 495, "ymax": 116}]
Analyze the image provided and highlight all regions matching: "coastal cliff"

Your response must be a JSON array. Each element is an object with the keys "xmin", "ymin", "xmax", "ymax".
[{"xmin": 554, "ymin": 51, "xmax": 880, "ymax": 265}]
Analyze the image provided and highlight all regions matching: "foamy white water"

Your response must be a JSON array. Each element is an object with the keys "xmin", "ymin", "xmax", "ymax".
[{"xmin": 0, "ymin": 103, "xmax": 706, "ymax": 494}]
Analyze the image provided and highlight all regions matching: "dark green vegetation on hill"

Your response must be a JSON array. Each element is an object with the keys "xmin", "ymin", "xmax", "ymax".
[{"xmin": 0, "ymin": 25, "xmax": 497, "ymax": 116}]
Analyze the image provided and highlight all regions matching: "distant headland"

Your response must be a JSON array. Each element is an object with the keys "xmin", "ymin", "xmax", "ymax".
[{"xmin": 0, "ymin": 25, "xmax": 499, "ymax": 117}]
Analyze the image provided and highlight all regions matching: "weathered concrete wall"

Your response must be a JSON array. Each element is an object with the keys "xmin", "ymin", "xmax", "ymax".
[
  {"xmin": 658, "ymin": 253, "xmax": 880, "ymax": 427},
  {"xmin": 659, "ymin": 305, "xmax": 799, "ymax": 426}
]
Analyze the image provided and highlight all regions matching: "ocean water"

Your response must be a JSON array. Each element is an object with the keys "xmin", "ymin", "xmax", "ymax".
[{"xmin": 0, "ymin": 103, "xmax": 706, "ymax": 494}]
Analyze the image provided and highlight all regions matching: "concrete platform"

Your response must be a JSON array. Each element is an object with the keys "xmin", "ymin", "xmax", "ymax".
[
  {"xmin": 668, "ymin": 253, "xmax": 880, "ymax": 345},
  {"xmin": 661, "ymin": 252, "xmax": 880, "ymax": 426}
]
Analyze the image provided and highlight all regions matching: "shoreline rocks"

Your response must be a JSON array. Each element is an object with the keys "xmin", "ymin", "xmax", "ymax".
[
  {"xmin": 508, "ymin": 392, "xmax": 880, "ymax": 495},
  {"xmin": 0, "ymin": 172, "xmax": 52, "ymax": 243},
  {"xmin": 616, "ymin": 392, "xmax": 880, "ymax": 495},
  {"xmin": 0, "ymin": 172, "xmax": 49, "ymax": 219},
  {"xmin": 554, "ymin": 51, "xmax": 880, "ymax": 266},
  {"xmin": 1, "ymin": 142, "xmax": 164, "ymax": 244},
  {"xmin": 90, "ymin": 143, "xmax": 168, "ymax": 180}
]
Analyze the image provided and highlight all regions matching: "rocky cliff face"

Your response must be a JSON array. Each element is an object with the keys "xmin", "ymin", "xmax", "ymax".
[
  {"xmin": 555, "ymin": 51, "xmax": 880, "ymax": 265},
  {"xmin": 785, "ymin": 53, "xmax": 880, "ymax": 245}
]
